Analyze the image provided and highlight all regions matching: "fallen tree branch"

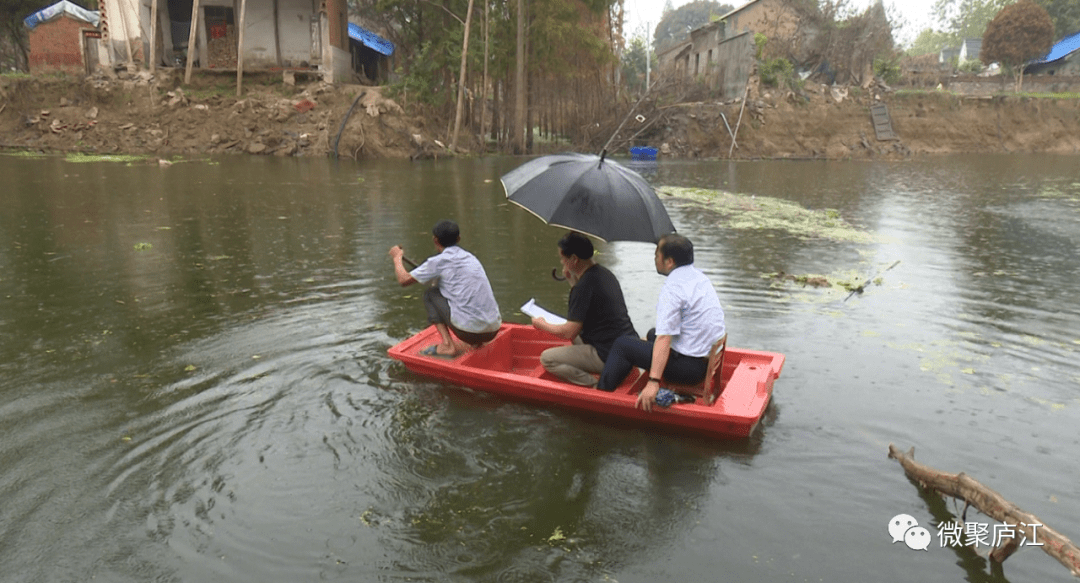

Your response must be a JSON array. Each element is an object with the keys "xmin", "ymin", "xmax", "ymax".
[
  {"xmin": 888, "ymin": 444, "xmax": 1080, "ymax": 577},
  {"xmin": 607, "ymin": 110, "xmax": 666, "ymax": 154}
]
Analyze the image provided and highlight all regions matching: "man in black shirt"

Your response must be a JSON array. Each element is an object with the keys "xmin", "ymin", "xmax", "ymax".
[{"xmin": 530, "ymin": 232, "xmax": 638, "ymax": 386}]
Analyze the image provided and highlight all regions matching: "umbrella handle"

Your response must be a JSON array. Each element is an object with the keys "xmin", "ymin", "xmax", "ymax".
[{"xmin": 551, "ymin": 268, "xmax": 566, "ymax": 282}]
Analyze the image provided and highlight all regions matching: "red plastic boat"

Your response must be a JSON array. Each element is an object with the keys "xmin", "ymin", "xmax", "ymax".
[{"xmin": 387, "ymin": 323, "xmax": 785, "ymax": 439}]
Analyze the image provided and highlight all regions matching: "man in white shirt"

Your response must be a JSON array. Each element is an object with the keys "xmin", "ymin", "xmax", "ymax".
[
  {"xmin": 596, "ymin": 234, "xmax": 725, "ymax": 411},
  {"xmin": 389, "ymin": 220, "xmax": 502, "ymax": 357}
]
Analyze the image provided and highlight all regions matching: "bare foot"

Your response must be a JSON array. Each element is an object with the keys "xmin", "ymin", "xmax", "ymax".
[{"xmin": 435, "ymin": 343, "xmax": 459, "ymax": 356}]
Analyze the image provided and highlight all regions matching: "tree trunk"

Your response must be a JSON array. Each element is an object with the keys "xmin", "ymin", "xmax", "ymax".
[
  {"xmin": 888, "ymin": 444, "xmax": 1080, "ymax": 577},
  {"xmin": 479, "ymin": 0, "xmax": 489, "ymax": 151},
  {"xmin": 492, "ymin": 79, "xmax": 501, "ymax": 147},
  {"xmin": 450, "ymin": 0, "xmax": 475, "ymax": 151},
  {"xmin": 514, "ymin": 0, "xmax": 526, "ymax": 154},
  {"xmin": 525, "ymin": 49, "xmax": 533, "ymax": 152}
]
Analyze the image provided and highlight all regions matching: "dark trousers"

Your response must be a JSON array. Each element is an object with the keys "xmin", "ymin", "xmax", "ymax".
[
  {"xmin": 597, "ymin": 329, "xmax": 707, "ymax": 392},
  {"xmin": 423, "ymin": 286, "xmax": 498, "ymax": 346}
]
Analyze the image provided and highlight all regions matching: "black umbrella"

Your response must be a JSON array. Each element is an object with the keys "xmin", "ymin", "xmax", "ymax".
[{"xmin": 500, "ymin": 151, "xmax": 675, "ymax": 243}]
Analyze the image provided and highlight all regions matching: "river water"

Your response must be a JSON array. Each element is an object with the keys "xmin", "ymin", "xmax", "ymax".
[{"xmin": 1, "ymin": 152, "xmax": 1078, "ymax": 583}]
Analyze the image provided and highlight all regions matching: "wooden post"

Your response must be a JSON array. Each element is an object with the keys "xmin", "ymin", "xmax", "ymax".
[
  {"xmin": 236, "ymin": 0, "xmax": 248, "ymax": 96},
  {"xmin": 184, "ymin": 0, "xmax": 200, "ymax": 84},
  {"xmin": 728, "ymin": 80, "xmax": 749, "ymax": 158},
  {"xmin": 149, "ymin": 0, "xmax": 158, "ymax": 72},
  {"xmin": 888, "ymin": 445, "xmax": 1080, "ymax": 577}
]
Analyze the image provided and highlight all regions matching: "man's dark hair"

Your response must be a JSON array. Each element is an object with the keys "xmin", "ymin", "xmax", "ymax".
[
  {"xmin": 557, "ymin": 231, "xmax": 594, "ymax": 260},
  {"xmin": 432, "ymin": 220, "xmax": 460, "ymax": 247},
  {"xmin": 658, "ymin": 234, "xmax": 693, "ymax": 267}
]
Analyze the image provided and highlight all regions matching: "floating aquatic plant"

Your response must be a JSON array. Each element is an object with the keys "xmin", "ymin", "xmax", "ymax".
[
  {"xmin": 660, "ymin": 186, "xmax": 875, "ymax": 244},
  {"xmin": 2, "ymin": 151, "xmax": 49, "ymax": 159},
  {"xmin": 65, "ymin": 153, "xmax": 149, "ymax": 164}
]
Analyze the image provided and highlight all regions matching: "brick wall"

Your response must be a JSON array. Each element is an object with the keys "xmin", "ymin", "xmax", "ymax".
[{"xmin": 28, "ymin": 15, "xmax": 91, "ymax": 75}]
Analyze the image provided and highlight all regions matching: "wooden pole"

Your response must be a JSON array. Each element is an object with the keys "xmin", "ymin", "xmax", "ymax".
[
  {"xmin": 720, "ymin": 112, "xmax": 735, "ymax": 149},
  {"xmin": 728, "ymin": 80, "xmax": 749, "ymax": 158},
  {"xmin": 149, "ymin": 0, "xmax": 158, "ymax": 72},
  {"xmin": 888, "ymin": 445, "xmax": 1080, "ymax": 577},
  {"xmin": 183, "ymin": 0, "xmax": 200, "ymax": 84},
  {"xmin": 236, "ymin": 0, "xmax": 248, "ymax": 96}
]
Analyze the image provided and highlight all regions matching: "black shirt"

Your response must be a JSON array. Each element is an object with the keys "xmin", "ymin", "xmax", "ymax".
[{"xmin": 567, "ymin": 264, "xmax": 637, "ymax": 361}]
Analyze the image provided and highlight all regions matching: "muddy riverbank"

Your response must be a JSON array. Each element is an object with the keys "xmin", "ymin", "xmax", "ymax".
[{"xmin": 3, "ymin": 68, "xmax": 1080, "ymax": 160}]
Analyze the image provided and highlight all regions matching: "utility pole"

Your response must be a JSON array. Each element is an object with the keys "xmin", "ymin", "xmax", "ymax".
[{"xmin": 645, "ymin": 21, "xmax": 650, "ymax": 92}]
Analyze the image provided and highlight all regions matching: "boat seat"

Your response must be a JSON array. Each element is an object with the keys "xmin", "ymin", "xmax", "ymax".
[{"xmin": 661, "ymin": 334, "xmax": 727, "ymax": 405}]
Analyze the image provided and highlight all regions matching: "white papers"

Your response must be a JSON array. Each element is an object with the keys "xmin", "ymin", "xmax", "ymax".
[{"xmin": 521, "ymin": 298, "xmax": 567, "ymax": 325}]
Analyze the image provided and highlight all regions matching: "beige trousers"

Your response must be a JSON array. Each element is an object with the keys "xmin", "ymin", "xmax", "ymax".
[{"xmin": 540, "ymin": 337, "xmax": 604, "ymax": 387}]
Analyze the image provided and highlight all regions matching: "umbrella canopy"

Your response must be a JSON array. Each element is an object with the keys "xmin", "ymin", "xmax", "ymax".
[{"xmin": 500, "ymin": 152, "xmax": 675, "ymax": 243}]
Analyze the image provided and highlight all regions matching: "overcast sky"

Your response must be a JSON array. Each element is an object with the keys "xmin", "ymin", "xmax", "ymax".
[{"xmin": 624, "ymin": 0, "xmax": 941, "ymax": 47}]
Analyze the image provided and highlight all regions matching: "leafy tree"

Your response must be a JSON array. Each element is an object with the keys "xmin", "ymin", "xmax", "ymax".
[
  {"xmin": 934, "ymin": 0, "xmax": 1080, "ymax": 43},
  {"xmin": 907, "ymin": 28, "xmax": 953, "ymax": 57},
  {"xmin": 759, "ymin": 56, "xmax": 793, "ymax": 88},
  {"xmin": 1033, "ymin": 0, "xmax": 1080, "ymax": 40},
  {"xmin": 981, "ymin": 0, "xmax": 1055, "ymax": 91},
  {"xmin": 874, "ymin": 54, "xmax": 901, "ymax": 83},
  {"xmin": 620, "ymin": 36, "xmax": 653, "ymax": 95},
  {"xmin": 348, "ymin": 0, "xmax": 621, "ymax": 153},
  {"xmin": 653, "ymin": 0, "xmax": 733, "ymax": 53},
  {"xmin": 931, "ymin": 0, "xmax": 1011, "ymax": 44}
]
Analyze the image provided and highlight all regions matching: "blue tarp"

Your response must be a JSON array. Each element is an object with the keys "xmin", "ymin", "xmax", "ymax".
[
  {"xmin": 348, "ymin": 23, "xmax": 394, "ymax": 57},
  {"xmin": 24, "ymin": 0, "xmax": 99, "ymax": 30},
  {"xmin": 1029, "ymin": 30, "xmax": 1080, "ymax": 65}
]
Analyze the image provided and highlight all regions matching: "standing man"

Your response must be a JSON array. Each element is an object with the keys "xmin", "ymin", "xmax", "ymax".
[
  {"xmin": 389, "ymin": 219, "xmax": 502, "ymax": 357},
  {"xmin": 597, "ymin": 234, "xmax": 725, "ymax": 411},
  {"xmin": 531, "ymin": 232, "xmax": 637, "ymax": 386}
]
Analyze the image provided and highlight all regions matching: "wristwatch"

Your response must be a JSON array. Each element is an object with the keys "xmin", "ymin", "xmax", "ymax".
[{"xmin": 648, "ymin": 377, "xmax": 662, "ymax": 383}]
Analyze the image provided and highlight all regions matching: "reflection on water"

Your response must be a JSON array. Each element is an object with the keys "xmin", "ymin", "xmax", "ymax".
[{"xmin": 1, "ymin": 153, "xmax": 1078, "ymax": 583}]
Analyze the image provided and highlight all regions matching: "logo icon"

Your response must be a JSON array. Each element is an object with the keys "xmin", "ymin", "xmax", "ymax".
[
  {"xmin": 904, "ymin": 526, "xmax": 932, "ymax": 551},
  {"xmin": 889, "ymin": 514, "xmax": 928, "ymax": 551}
]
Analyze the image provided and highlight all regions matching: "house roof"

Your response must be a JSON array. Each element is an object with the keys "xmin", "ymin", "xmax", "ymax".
[
  {"xmin": 719, "ymin": 0, "xmax": 765, "ymax": 20},
  {"xmin": 24, "ymin": 0, "xmax": 99, "ymax": 30},
  {"xmin": 1028, "ymin": 30, "xmax": 1080, "ymax": 65},
  {"xmin": 348, "ymin": 23, "xmax": 394, "ymax": 57}
]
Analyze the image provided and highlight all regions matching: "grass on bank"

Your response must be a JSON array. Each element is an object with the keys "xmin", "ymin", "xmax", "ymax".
[{"xmin": 894, "ymin": 88, "xmax": 1080, "ymax": 100}]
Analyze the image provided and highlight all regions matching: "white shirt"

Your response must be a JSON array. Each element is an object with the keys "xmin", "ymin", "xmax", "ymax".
[
  {"xmin": 654, "ymin": 264, "xmax": 725, "ymax": 358},
  {"xmin": 410, "ymin": 245, "xmax": 502, "ymax": 333}
]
